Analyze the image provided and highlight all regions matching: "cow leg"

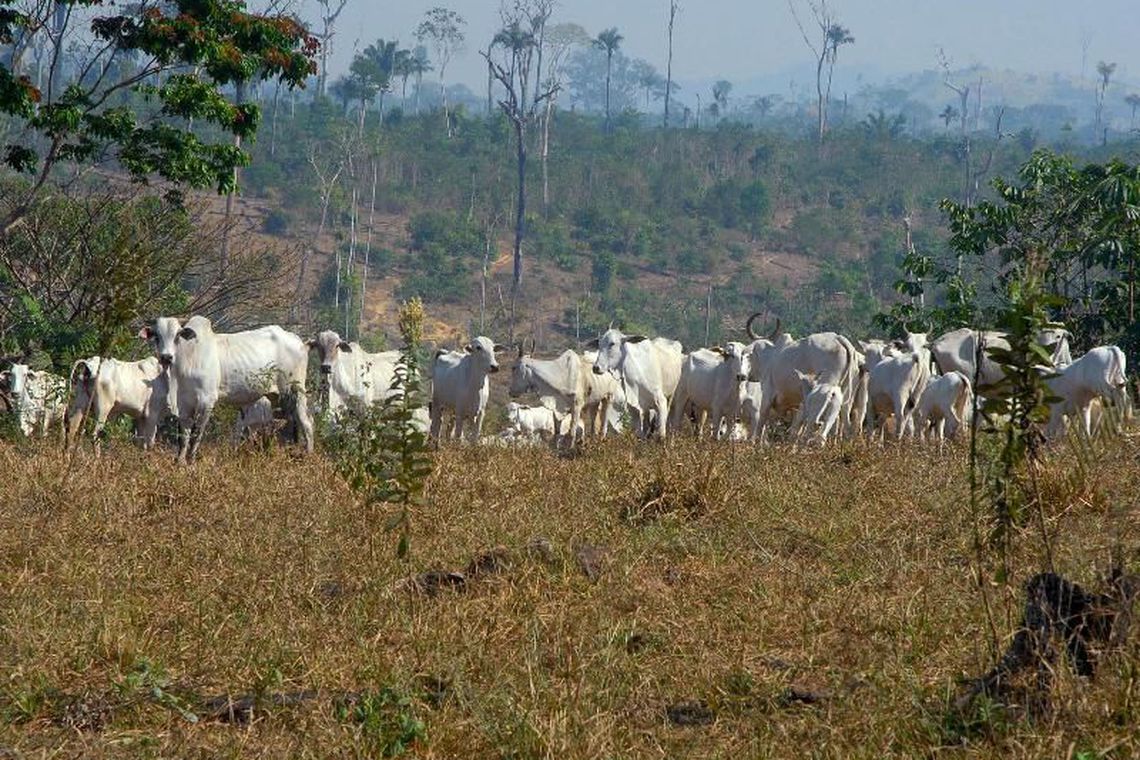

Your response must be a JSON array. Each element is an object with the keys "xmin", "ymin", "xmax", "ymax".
[
  {"xmin": 654, "ymin": 393, "xmax": 669, "ymax": 441},
  {"xmin": 186, "ymin": 406, "xmax": 212, "ymax": 463},
  {"xmin": 1080, "ymin": 403, "xmax": 1093, "ymax": 438},
  {"xmin": 472, "ymin": 408, "xmax": 485, "ymax": 442},
  {"xmin": 429, "ymin": 405, "xmax": 443, "ymax": 442}
]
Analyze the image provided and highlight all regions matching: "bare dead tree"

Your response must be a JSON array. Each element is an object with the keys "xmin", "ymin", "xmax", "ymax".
[
  {"xmin": 664, "ymin": 0, "xmax": 679, "ymax": 128},
  {"xmin": 315, "ymin": 0, "xmax": 350, "ymax": 99},
  {"xmin": 787, "ymin": 0, "xmax": 853, "ymax": 144},
  {"xmin": 482, "ymin": 0, "xmax": 559, "ymax": 339}
]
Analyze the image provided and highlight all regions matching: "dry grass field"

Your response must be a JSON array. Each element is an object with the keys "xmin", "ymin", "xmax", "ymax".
[{"xmin": 1, "ymin": 435, "xmax": 1139, "ymax": 758}]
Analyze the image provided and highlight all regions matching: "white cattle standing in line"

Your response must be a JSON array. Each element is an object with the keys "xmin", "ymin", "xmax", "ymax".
[
  {"xmin": 589, "ymin": 329, "xmax": 683, "ymax": 439},
  {"xmin": 789, "ymin": 371, "xmax": 845, "ymax": 445},
  {"xmin": 743, "ymin": 314, "xmax": 859, "ymax": 440},
  {"xmin": 139, "ymin": 315, "xmax": 315, "ymax": 463},
  {"xmin": 3, "ymin": 363, "xmax": 67, "ymax": 438},
  {"xmin": 669, "ymin": 342, "xmax": 751, "ymax": 438},
  {"xmin": 1044, "ymin": 346, "xmax": 1130, "ymax": 438},
  {"xmin": 429, "ymin": 336, "xmax": 505, "ymax": 442},
  {"xmin": 914, "ymin": 371, "xmax": 973, "ymax": 441},
  {"xmin": 66, "ymin": 355, "xmax": 168, "ymax": 448},
  {"xmin": 308, "ymin": 330, "xmax": 401, "ymax": 415}
]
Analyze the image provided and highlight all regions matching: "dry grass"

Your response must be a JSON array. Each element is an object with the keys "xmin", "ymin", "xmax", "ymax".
[{"xmin": 2, "ymin": 435, "xmax": 1140, "ymax": 758}]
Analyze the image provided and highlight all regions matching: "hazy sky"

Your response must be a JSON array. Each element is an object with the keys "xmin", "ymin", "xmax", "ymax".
[{"xmin": 324, "ymin": 0, "xmax": 1139, "ymax": 93}]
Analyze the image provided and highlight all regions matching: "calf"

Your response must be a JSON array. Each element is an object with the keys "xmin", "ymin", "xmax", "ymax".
[
  {"xmin": 66, "ymin": 356, "xmax": 167, "ymax": 448},
  {"xmin": 915, "ymin": 371, "xmax": 973, "ymax": 441},
  {"xmin": 504, "ymin": 401, "xmax": 559, "ymax": 440},
  {"xmin": 789, "ymin": 371, "xmax": 844, "ymax": 445}
]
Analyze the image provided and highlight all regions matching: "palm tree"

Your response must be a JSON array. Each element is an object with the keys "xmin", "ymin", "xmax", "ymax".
[
  {"xmin": 593, "ymin": 27, "xmax": 623, "ymax": 132},
  {"xmin": 939, "ymin": 104, "xmax": 959, "ymax": 131},
  {"xmin": 1095, "ymin": 60, "xmax": 1116, "ymax": 139},
  {"xmin": 712, "ymin": 79, "xmax": 732, "ymax": 118},
  {"xmin": 357, "ymin": 39, "xmax": 400, "ymax": 127},
  {"xmin": 408, "ymin": 46, "xmax": 431, "ymax": 115},
  {"xmin": 1125, "ymin": 93, "xmax": 1140, "ymax": 131},
  {"xmin": 393, "ymin": 48, "xmax": 413, "ymax": 111}
]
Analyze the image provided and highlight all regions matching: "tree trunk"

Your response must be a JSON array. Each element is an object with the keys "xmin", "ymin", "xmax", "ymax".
[
  {"xmin": 604, "ymin": 54, "xmax": 612, "ymax": 132},
  {"xmin": 270, "ymin": 81, "xmax": 281, "ymax": 157},
  {"xmin": 362, "ymin": 159, "xmax": 377, "ymax": 329},
  {"xmin": 664, "ymin": 1, "xmax": 676, "ymax": 129},
  {"xmin": 344, "ymin": 184, "xmax": 358, "ymax": 334},
  {"xmin": 510, "ymin": 123, "xmax": 528, "ymax": 339},
  {"xmin": 542, "ymin": 98, "xmax": 553, "ymax": 213},
  {"xmin": 815, "ymin": 51, "xmax": 826, "ymax": 143}
]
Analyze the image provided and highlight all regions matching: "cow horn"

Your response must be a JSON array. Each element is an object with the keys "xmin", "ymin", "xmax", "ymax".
[
  {"xmin": 745, "ymin": 312, "xmax": 764, "ymax": 340},
  {"xmin": 516, "ymin": 342, "xmax": 523, "ymax": 358},
  {"xmin": 769, "ymin": 318, "xmax": 781, "ymax": 340},
  {"xmin": 528, "ymin": 337, "xmax": 536, "ymax": 354}
]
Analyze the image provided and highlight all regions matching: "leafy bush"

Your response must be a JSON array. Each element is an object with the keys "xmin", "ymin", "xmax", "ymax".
[
  {"xmin": 262, "ymin": 208, "xmax": 289, "ymax": 236},
  {"xmin": 334, "ymin": 687, "xmax": 426, "ymax": 757}
]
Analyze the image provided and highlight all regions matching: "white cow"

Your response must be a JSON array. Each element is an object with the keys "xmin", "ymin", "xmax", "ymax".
[
  {"xmin": 915, "ymin": 371, "xmax": 973, "ymax": 441},
  {"xmin": 669, "ymin": 342, "xmax": 751, "ymax": 438},
  {"xmin": 3, "ymin": 363, "xmax": 67, "ymax": 438},
  {"xmin": 931, "ymin": 327, "xmax": 1072, "ymax": 388},
  {"xmin": 789, "ymin": 371, "xmax": 845, "ymax": 445},
  {"xmin": 429, "ymin": 336, "xmax": 505, "ymax": 441},
  {"xmin": 579, "ymin": 350, "xmax": 626, "ymax": 437},
  {"xmin": 863, "ymin": 350, "xmax": 926, "ymax": 440},
  {"xmin": 66, "ymin": 356, "xmax": 168, "ymax": 448},
  {"xmin": 504, "ymin": 401, "xmax": 559, "ymax": 440},
  {"xmin": 1044, "ymin": 346, "xmax": 1130, "ymax": 438},
  {"xmin": 308, "ymin": 330, "xmax": 401, "ymax": 414},
  {"xmin": 589, "ymin": 329, "xmax": 682, "ymax": 440},
  {"xmin": 139, "ymin": 316, "xmax": 315, "ymax": 463},
  {"xmin": 508, "ymin": 346, "xmax": 590, "ymax": 444},
  {"xmin": 743, "ymin": 314, "xmax": 859, "ymax": 440}
]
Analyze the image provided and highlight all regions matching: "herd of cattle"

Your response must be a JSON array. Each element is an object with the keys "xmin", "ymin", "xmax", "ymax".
[{"xmin": 0, "ymin": 312, "xmax": 1132, "ymax": 461}]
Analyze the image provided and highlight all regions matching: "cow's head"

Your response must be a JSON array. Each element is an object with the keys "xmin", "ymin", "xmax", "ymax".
[
  {"xmin": 1037, "ymin": 327, "xmax": 1072, "ymax": 368},
  {"xmin": 465, "ymin": 336, "xmax": 505, "ymax": 373},
  {"xmin": 714, "ymin": 341, "xmax": 751, "ymax": 383},
  {"xmin": 70, "ymin": 357, "xmax": 102, "ymax": 396},
  {"xmin": 139, "ymin": 316, "xmax": 196, "ymax": 369},
  {"xmin": 308, "ymin": 330, "xmax": 352, "ymax": 376},
  {"xmin": 508, "ymin": 342, "xmax": 534, "ymax": 396},
  {"xmin": 590, "ymin": 328, "xmax": 645, "ymax": 376}
]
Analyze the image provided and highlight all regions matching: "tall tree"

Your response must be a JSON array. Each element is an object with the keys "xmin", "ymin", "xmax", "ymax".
[
  {"xmin": 540, "ymin": 21, "xmax": 589, "ymax": 211},
  {"xmin": 787, "ymin": 0, "xmax": 853, "ymax": 143},
  {"xmin": 1126, "ymin": 93, "xmax": 1140, "ymax": 131},
  {"xmin": 482, "ymin": 1, "xmax": 558, "ymax": 336},
  {"xmin": 0, "ymin": 0, "xmax": 317, "ymax": 239},
  {"xmin": 315, "ymin": 0, "xmax": 350, "ymax": 99},
  {"xmin": 1095, "ymin": 60, "xmax": 1116, "ymax": 141},
  {"xmin": 392, "ymin": 47, "xmax": 414, "ymax": 111},
  {"xmin": 664, "ymin": 0, "xmax": 679, "ymax": 128},
  {"xmin": 712, "ymin": 79, "xmax": 732, "ymax": 118},
  {"xmin": 408, "ymin": 46, "xmax": 431, "ymax": 115},
  {"xmin": 416, "ymin": 7, "xmax": 466, "ymax": 137},
  {"xmin": 629, "ymin": 59, "xmax": 662, "ymax": 111},
  {"xmin": 356, "ymin": 39, "xmax": 400, "ymax": 128},
  {"xmin": 593, "ymin": 27, "xmax": 623, "ymax": 132}
]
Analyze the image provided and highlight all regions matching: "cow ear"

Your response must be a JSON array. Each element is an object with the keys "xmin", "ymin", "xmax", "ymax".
[
  {"xmin": 307, "ymin": 338, "xmax": 318, "ymax": 349},
  {"xmin": 464, "ymin": 343, "xmax": 474, "ymax": 353},
  {"xmin": 138, "ymin": 326, "xmax": 153, "ymax": 340},
  {"xmin": 178, "ymin": 327, "xmax": 197, "ymax": 341},
  {"xmin": 626, "ymin": 335, "xmax": 648, "ymax": 344},
  {"xmin": 585, "ymin": 338, "xmax": 599, "ymax": 349},
  {"xmin": 338, "ymin": 341, "xmax": 352, "ymax": 352}
]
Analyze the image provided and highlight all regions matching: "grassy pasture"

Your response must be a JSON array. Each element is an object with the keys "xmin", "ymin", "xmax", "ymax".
[{"xmin": 1, "ymin": 436, "xmax": 1139, "ymax": 758}]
